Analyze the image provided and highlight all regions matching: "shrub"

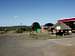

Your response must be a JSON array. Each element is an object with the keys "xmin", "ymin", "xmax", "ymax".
[{"xmin": 15, "ymin": 28, "xmax": 25, "ymax": 33}]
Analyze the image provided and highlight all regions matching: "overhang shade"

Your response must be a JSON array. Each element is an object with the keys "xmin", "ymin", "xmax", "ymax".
[{"xmin": 58, "ymin": 18, "xmax": 75, "ymax": 22}]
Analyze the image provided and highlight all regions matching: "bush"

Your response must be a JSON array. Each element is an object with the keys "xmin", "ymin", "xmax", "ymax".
[
  {"xmin": 15, "ymin": 28, "xmax": 25, "ymax": 33},
  {"xmin": 25, "ymin": 26, "xmax": 32, "ymax": 31},
  {"xmin": 0, "ymin": 28, "xmax": 9, "ymax": 34}
]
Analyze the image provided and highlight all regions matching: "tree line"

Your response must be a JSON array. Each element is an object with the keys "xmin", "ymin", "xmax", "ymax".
[{"xmin": 0, "ymin": 22, "xmax": 54, "ymax": 33}]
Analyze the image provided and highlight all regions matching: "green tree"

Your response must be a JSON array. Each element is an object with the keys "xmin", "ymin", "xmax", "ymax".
[{"xmin": 32, "ymin": 22, "xmax": 41, "ymax": 32}]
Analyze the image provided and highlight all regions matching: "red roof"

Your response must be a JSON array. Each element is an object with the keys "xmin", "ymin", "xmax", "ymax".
[{"xmin": 58, "ymin": 18, "xmax": 75, "ymax": 22}]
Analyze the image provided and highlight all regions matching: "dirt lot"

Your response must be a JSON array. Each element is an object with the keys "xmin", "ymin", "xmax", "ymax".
[{"xmin": 0, "ymin": 33, "xmax": 75, "ymax": 56}]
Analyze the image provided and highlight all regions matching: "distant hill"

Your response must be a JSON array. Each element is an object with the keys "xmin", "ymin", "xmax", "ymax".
[{"xmin": 0, "ymin": 25, "xmax": 32, "ymax": 31}]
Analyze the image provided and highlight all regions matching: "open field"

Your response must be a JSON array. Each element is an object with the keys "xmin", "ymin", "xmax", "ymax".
[{"xmin": 0, "ymin": 32, "xmax": 75, "ymax": 56}]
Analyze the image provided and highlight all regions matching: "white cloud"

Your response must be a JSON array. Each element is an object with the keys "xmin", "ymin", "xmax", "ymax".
[{"xmin": 14, "ymin": 16, "xmax": 19, "ymax": 19}]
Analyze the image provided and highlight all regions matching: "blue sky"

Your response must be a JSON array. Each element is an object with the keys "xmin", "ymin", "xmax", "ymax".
[{"xmin": 0, "ymin": 0, "xmax": 75, "ymax": 26}]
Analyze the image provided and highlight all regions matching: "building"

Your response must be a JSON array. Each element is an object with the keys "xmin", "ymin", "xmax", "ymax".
[{"xmin": 58, "ymin": 18, "xmax": 75, "ymax": 32}]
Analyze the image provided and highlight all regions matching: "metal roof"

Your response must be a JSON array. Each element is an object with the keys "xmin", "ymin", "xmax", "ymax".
[{"xmin": 58, "ymin": 18, "xmax": 75, "ymax": 22}]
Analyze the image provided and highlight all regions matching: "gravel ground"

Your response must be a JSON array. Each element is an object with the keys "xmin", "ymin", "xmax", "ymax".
[{"xmin": 0, "ymin": 33, "xmax": 75, "ymax": 56}]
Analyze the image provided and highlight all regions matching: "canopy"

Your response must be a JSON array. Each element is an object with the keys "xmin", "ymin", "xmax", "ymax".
[{"xmin": 58, "ymin": 18, "xmax": 75, "ymax": 22}]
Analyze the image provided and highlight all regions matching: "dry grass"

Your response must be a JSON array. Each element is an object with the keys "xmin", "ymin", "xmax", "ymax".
[{"xmin": 0, "ymin": 31, "xmax": 63, "ymax": 40}]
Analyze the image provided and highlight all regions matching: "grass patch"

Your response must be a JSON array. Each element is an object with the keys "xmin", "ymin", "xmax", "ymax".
[
  {"xmin": 29, "ymin": 32, "xmax": 63, "ymax": 40},
  {"xmin": 0, "ymin": 32, "xmax": 64, "ymax": 40}
]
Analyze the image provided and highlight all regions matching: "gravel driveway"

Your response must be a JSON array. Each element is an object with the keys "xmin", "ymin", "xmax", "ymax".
[{"xmin": 0, "ymin": 33, "xmax": 75, "ymax": 56}]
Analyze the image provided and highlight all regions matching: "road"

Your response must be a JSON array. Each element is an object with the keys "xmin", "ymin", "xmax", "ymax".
[{"xmin": 0, "ymin": 33, "xmax": 75, "ymax": 56}]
